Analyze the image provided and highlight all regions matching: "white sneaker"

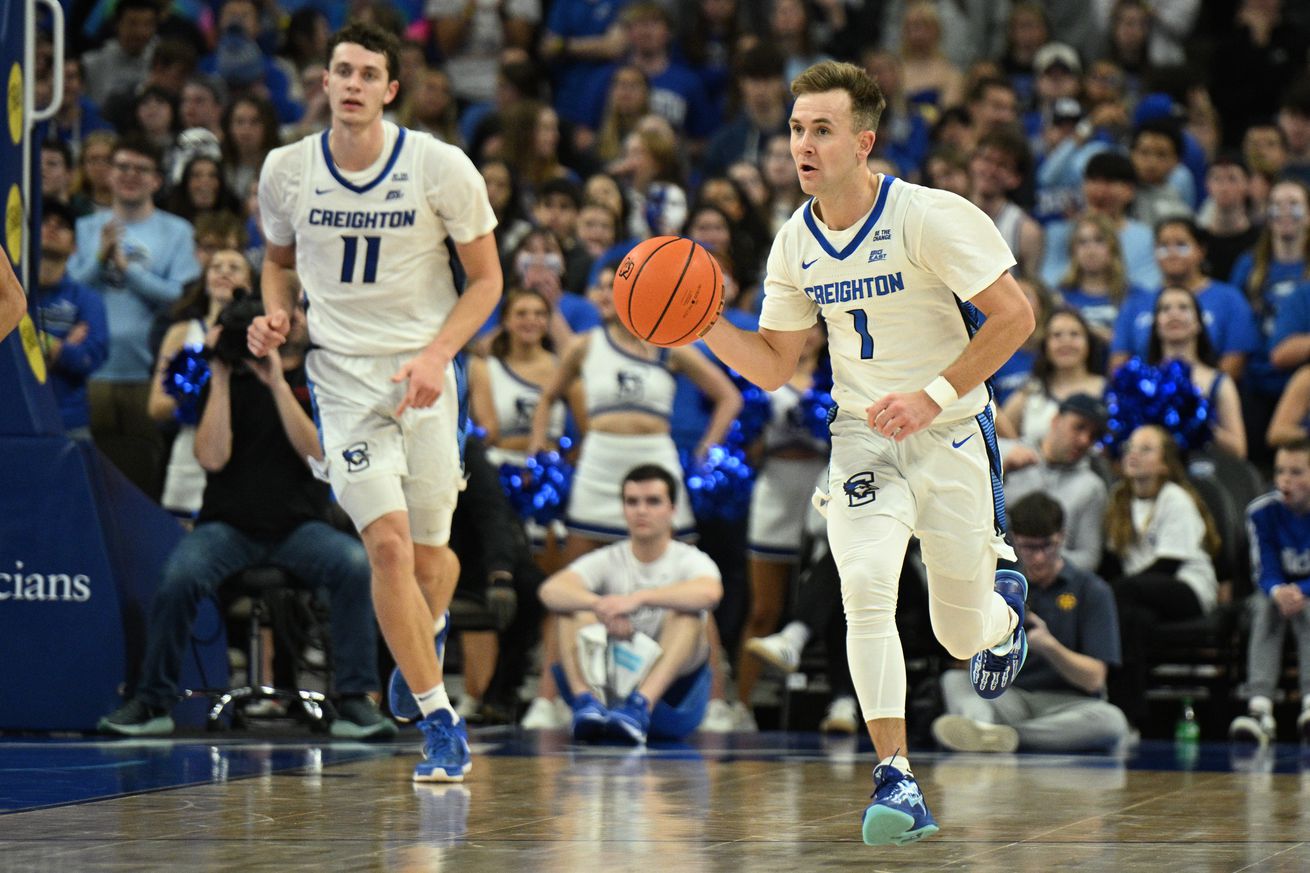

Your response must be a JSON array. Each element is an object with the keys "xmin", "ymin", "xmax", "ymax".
[
  {"xmin": 1299, "ymin": 709, "xmax": 1310, "ymax": 742},
  {"xmin": 1229, "ymin": 711, "xmax": 1277, "ymax": 746},
  {"xmin": 819, "ymin": 696, "xmax": 859, "ymax": 734},
  {"xmin": 521, "ymin": 697, "xmax": 564, "ymax": 729},
  {"xmin": 700, "ymin": 699, "xmax": 738, "ymax": 732},
  {"xmin": 455, "ymin": 695, "xmax": 481, "ymax": 720},
  {"xmin": 744, "ymin": 633, "xmax": 800, "ymax": 673},
  {"xmin": 931, "ymin": 714, "xmax": 1020, "ymax": 753},
  {"xmin": 732, "ymin": 701, "xmax": 758, "ymax": 732}
]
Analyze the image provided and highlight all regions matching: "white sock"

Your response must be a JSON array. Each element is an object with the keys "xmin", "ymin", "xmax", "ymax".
[
  {"xmin": 414, "ymin": 683, "xmax": 458, "ymax": 721},
  {"xmin": 1249, "ymin": 696, "xmax": 1274, "ymax": 716},
  {"xmin": 434, "ymin": 612, "xmax": 448, "ymax": 637},
  {"xmin": 781, "ymin": 621, "xmax": 811, "ymax": 652},
  {"xmin": 879, "ymin": 754, "xmax": 912, "ymax": 775}
]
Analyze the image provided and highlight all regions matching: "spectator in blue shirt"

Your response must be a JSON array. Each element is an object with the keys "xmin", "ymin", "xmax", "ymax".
[
  {"xmin": 1109, "ymin": 217, "xmax": 1260, "ymax": 383},
  {"xmin": 700, "ymin": 42, "xmax": 790, "ymax": 181},
  {"xmin": 1055, "ymin": 213, "xmax": 1149, "ymax": 349},
  {"xmin": 50, "ymin": 57, "xmax": 115, "ymax": 160},
  {"xmin": 581, "ymin": 2, "xmax": 719, "ymax": 148},
  {"xmin": 539, "ymin": 0, "xmax": 630, "ymax": 129},
  {"xmin": 200, "ymin": 0, "xmax": 303, "ymax": 125},
  {"xmin": 68, "ymin": 136, "xmax": 200, "ymax": 498},
  {"xmin": 1042, "ymin": 151, "xmax": 1162, "ymax": 291},
  {"xmin": 1233, "ymin": 440, "xmax": 1310, "ymax": 745},
  {"xmin": 31, "ymin": 200, "xmax": 109, "ymax": 438}
]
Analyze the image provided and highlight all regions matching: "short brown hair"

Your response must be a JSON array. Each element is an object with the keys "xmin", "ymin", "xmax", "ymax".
[
  {"xmin": 791, "ymin": 61, "xmax": 886, "ymax": 133},
  {"xmin": 327, "ymin": 22, "xmax": 400, "ymax": 82}
]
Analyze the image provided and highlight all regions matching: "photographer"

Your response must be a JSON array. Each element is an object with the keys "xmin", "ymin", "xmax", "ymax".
[{"xmin": 99, "ymin": 298, "xmax": 396, "ymax": 739}]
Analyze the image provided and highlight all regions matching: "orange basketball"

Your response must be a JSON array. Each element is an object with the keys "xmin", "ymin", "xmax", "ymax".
[{"xmin": 611, "ymin": 235, "xmax": 725, "ymax": 348}]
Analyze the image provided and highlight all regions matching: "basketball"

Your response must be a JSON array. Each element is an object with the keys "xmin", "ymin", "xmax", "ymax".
[{"xmin": 612, "ymin": 236, "xmax": 725, "ymax": 348}]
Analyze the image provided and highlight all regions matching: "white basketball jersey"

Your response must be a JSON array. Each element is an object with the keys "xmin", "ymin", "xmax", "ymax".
[
  {"xmin": 759, "ymin": 176, "xmax": 1017, "ymax": 423},
  {"xmin": 258, "ymin": 122, "xmax": 497, "ymax": 356}
]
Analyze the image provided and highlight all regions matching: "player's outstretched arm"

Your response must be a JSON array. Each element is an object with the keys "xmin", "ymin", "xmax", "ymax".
[
  {"xmin": 0, "ymin": 254, "xmax": 26, "ymax": 341},
  {"xmin": 701, "ymin": 319, "xmax": 811, "ymax": 392}
]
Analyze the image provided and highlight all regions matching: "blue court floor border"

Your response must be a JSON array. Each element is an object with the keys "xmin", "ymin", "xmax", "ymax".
[{"xmin": 2, "ymin": 730, "xmax": 1307, "ymax": 816}]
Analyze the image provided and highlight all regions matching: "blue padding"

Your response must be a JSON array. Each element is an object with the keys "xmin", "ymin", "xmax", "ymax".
[{"xmin": 551, "ymin": 660, "xmax": 711, "ymax": 741}]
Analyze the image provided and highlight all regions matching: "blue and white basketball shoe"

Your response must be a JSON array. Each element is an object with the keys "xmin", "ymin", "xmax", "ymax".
[
  {"xmin": 861, "ymin": 763, "xmax": 939, "ymax": 845},
  {"xmin": 389, "ymin": 610, "xmax": 451, "ymax": 723},
  {"xmin": 570, "ymin": 692, "xmax": 609, "ymax": 743},
  {"xmin": 970, "ymin": 569, "xmax": 1029, "ymax": 700},
  {"xmin": 414, "ymin": 709, "xmax": 472, "ymax": 783}
]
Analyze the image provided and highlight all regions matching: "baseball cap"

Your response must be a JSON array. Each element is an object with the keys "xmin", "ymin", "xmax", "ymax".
[
  {"xmin": 1058, "ymin": 393, "xmax": 1108, "ymax": 433},
  {"xmin": 1034, "ymin": 42, "xmax": 1081, "ymax": 76}
]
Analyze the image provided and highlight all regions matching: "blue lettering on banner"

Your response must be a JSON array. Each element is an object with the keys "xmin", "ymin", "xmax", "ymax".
[
  {"xmin": 803, "ymin": 272, "xmax": 904, "ymax": 305},
  {"xmin": 308, "ymin": 209, "xmax": 417, "ymax": 229}
]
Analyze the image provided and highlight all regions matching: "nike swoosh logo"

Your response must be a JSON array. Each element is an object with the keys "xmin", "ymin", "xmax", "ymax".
[
  {"xmin": 315, "ymin": 186, "xmax": 334, "ymax": 195},
  {"xmin": 951, "ymin": 434, "xmax": 974, "ymax": 449},
  {"xmin": 802, "ymin": 258, "xmax": 820, "ymax": 269}
]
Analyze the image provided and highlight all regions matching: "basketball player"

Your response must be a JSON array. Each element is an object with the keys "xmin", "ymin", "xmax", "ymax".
[
  {"xmin": 248, "ymin": 23, "xmax": 502, "ymax": 782},
  {"xmin": 700, "ymin": 61, "xmax": 1035, "ymax": 845},
  {"xmin": 0, "ymin": 254, "xmax": 25, "ymax": 341}
]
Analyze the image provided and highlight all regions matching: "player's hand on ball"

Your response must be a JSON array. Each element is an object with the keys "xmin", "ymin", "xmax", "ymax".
[
  {"xmin": 392, "ymin": 349, "xmax": 447, "ymax": 416},
  {"xmin": 248, "ymin": 310, "xmax": 289, "ymax": 357},
  {"xmin": 866, "ymin": 390, "xmax": 942, "ymax": 441}
]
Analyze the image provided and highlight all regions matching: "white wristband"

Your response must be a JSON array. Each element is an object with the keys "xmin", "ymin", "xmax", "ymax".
[{"xmin": 923, "ymin": 376, "xmax": 958, "ymax": 410}]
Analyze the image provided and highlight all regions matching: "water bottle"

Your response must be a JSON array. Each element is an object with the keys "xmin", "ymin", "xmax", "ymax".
[{"xmin": 1174, "ymin": 697, "xmax": 1201, "ymax": 744}]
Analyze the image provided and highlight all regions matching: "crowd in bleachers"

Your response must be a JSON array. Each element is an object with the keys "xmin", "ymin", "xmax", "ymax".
[{"xmin": 29, "ymin": 0, "xmax": 1310, "ymax": 744}]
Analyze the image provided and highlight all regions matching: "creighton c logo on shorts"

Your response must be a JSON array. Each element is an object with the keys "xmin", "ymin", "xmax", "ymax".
[
  {"xmin": 343, "ymin": 442, "xmax": 371, "ymax": 473},
  {"xmin": 843, "ymin": 471, "xmax": 878, "ymax": 507}
]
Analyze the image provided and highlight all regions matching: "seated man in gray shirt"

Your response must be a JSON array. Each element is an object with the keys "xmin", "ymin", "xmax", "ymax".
[
  {"xmin": 932, "ymin": 492, "xmax": 1128, "ymax": 753},
  {"xmin": 1002, "ymin": 393, "xmax": 1109, "ymax": 572}
]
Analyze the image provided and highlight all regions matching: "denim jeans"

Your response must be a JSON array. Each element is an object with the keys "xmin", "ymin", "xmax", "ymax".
[{"xmin": 136, "ymin": 520, "xmax": 377, "ymax": 708}]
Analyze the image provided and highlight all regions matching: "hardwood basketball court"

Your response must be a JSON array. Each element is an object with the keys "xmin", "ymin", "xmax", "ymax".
[{"xmin": 2, "ymin": 729, "xmax": 1307, "ymax": 872}]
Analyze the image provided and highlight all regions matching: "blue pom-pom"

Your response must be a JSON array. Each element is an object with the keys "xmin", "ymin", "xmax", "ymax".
[
  {"xmin": 708, "ymin": 367, "xmax": 771, "ymax": 449},
  {"xmin": 1103, "ymin": 357, "xmax": 1212, "ymax": 458},
  {"xmin": 161, "ymin": 345, "xmax": 211, "ymax": 425},
  {"xmin": 681, "ymin": 444, "xmax": 755, "ymax": 522},
  {"xmin": 796, "ymin": 355, "xmax": 836, "ymax": 442},
  {"xmin": 499, "ymin": 450, "xmax": 573, "ymax": 525}
]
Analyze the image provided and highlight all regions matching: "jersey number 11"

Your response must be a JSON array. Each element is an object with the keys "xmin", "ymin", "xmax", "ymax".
[{"xmin": 340, "ymin": 235, "xmax": 381, "ymax": 283}]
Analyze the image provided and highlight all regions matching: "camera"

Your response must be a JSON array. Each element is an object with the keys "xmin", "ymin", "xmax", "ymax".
[{"xmin": 210, "ymin": 289, "xmax": 263, "ymax": 366}]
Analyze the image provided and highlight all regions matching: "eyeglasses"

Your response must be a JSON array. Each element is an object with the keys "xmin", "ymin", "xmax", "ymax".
[
  {"xmin": 1074, "ymin": 234, "xmax": 1107, "ymax": 245},
  {"xmin": 112, "ymin": 161, "xmax": 157, "ymax": 175},
  {"xmin": 1154, "ymin": 242, "xmax": 1193, "ymax": 258},
  {"xmin": 1268, "ymin": 203, "xmax": 1307, "ymax": 220},
  {"xmin": 1012, "ymin": 538, "xmax": 1061, "ymax": 555}
]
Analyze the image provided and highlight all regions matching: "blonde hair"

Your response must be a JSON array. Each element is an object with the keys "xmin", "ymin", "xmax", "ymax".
[
  {"xmin": 1105, "ymin": 425, "xmax": 1221, "ymax": 556},
  {"xmin": 790, "ymin": 60, "xmax": 887, "ymax": 133},
  {"xmin": 1060, "ymin": 214, "xmax": 1129, "ymax": 303},
  {"xmin": 596, "ymin": 66, "xmax": 649, "ymax": 164}
]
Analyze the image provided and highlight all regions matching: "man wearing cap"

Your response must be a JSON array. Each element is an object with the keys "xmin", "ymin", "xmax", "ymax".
[
  {"xmin": 931, "ymin": 491, "xmax": 1128, "ymax": 754},
  {"xmin": 1041, "ymin": 151, "xmax": 1161, "ymax": 290},
  {"xmin": 1001, "ymin": 392, "xmax": 1109, "ymax": 573},
  {"xmin": 29, "ymin": 199, "xmax": 110, "ymax": 439}
]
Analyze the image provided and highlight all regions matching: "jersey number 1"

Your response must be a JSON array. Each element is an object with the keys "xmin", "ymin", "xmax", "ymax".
[
  {"xmin": 850, "ymin": 309, "xmax": 874, "ymax": 360},
  {"xmin": 340, "ymin": 236, "xmax": 381, "ymax": 283}
]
